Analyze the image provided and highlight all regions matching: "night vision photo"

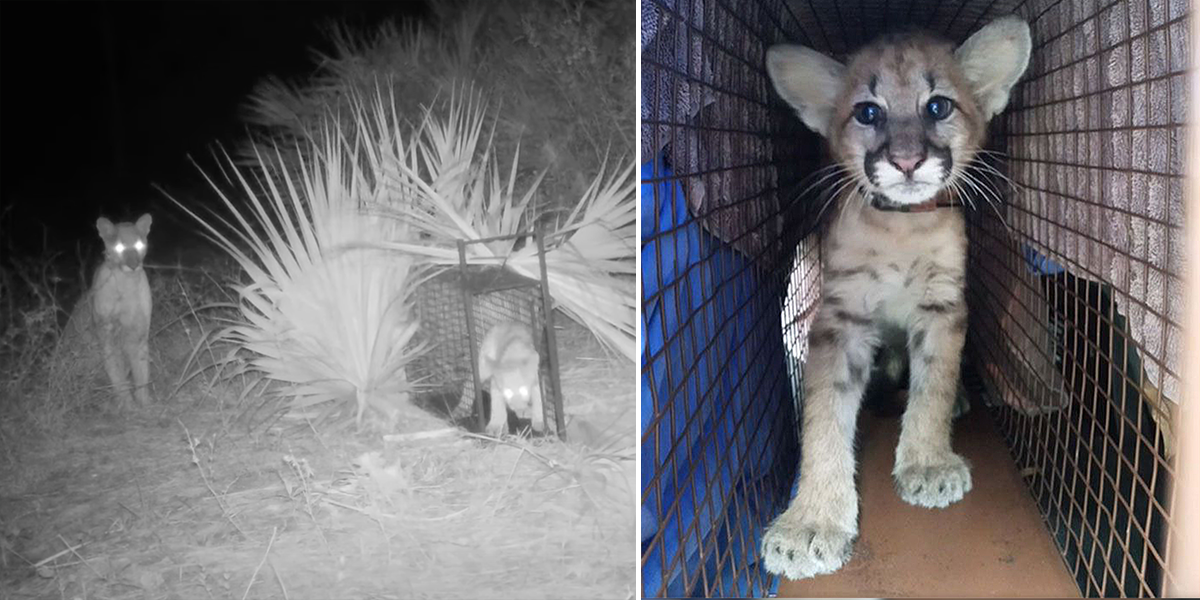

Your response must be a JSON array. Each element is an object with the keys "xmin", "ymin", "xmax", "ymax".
[{"xmin": 0, "ymin": 1, "xmax": 635, "ymax": 598}]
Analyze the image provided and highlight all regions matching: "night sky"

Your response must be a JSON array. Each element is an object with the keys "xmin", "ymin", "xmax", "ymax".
[{"xmin": 1, "ymin": 1, "xmax": 431, "ymax": 256}]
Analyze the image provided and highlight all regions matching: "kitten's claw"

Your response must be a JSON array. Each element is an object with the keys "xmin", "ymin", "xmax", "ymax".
[
  {"xmin": 894, "ymin": 453, "xmax": 973, "ymax": 508},
  {"xmin": 761, "ymin": 515, "xmax": 855, "ymax": 580}
]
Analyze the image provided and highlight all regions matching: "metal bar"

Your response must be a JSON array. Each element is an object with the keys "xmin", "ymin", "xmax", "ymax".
[
  {"xmin": 535, "ymin": 225, "xmax": 566, "ymax": 440},
  {"xmin": 459, "ymin": 239, "xmax": 485, "ymax": 433}
]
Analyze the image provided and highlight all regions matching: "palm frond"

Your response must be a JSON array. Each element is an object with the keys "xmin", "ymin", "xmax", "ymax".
[
  {"xmin": 341, "ymin": 86, "xmax": 636, "ymax": 361},
  {"xmin": 171, "ymin": 124, "xmax": 429, "ymax": 425}
]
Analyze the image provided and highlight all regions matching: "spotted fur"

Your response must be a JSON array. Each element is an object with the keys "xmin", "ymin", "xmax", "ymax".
[{"xmin": 761, "ymin": 17, "xmax": 1031, "ymax": 580}]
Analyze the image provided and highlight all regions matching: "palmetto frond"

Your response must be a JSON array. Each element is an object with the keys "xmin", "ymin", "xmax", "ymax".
[
  {"xmin": 173, "ymin": 125, "xmax": 428, "ymax": 422},
  {"xmin": 348, "ymin": 86, "xmax": 636, "ymax": 362},
  {"xmin": 175, "ymin": 78, "xmax": 633, "ymax": 427}
]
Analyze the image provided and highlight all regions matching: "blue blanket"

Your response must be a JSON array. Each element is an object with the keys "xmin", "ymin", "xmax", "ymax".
[{"xmin": 641, "ymin": 152, "xmax": 799, "ymax": 598}]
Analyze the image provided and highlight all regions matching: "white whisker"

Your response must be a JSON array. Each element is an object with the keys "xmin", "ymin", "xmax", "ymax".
[
  {"xmin": 811, "ymin": 173, "xmax": 852, "ymax": 223},
  {"xmin": 957, "ymin": 170, "xmax": 1011, "ymax": 234}
]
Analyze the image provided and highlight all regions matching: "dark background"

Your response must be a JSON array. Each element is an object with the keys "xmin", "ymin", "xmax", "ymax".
[{"xmin": 1, "ymin": 1, "xmax": 430, "ymax": 257}]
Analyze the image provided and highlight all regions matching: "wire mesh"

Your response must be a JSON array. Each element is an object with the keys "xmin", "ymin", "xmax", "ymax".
[
  {"xmin": 969, "ymin": 2, "xmax": 1186, "ymax": 595},
  {"xmin": 411, "ymin": 264, "xmax": 563, "ymax": 438},
  {"xmin": 641, "ymin": 0, "xmax": 822, "ymax": 596},
  {"xmin": 412, "ymin": 271, "xmax": 473, "ymax": 415},
  {"xmin": 641, "ymin": 0, "xmax": 1187, "ymax": 597}
]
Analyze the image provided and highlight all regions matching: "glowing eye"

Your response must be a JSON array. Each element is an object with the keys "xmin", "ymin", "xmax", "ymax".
[
  {"xmin": 114, "ymin": 242, "xmax": 125, "ymax": 253},
  {"xmin": 853, "ymin": 102, "xmax": 883, "ymax": 125},
  {"xmin": 926, "ymin": 96, "xmax": 954, "ymax": 120},
  {"xmin": 503, "ymin": 389, "xmax": 514, "ymax": 400},
  {"xmin": 134, "ymin": 240, "xmax": 145, "ymax": 251},
  {"xmin": 518, "ymin": 386, "xmax": 529, "ymax": 397}
]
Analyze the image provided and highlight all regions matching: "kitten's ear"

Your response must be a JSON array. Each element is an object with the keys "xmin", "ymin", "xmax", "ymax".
[
  {"xmin": 955, "ymin": 16, "xmax": 1032, "ymax": 120},
  {"xmin": 96, "ymin": 217, "xmax": 116, "ymax": 241},
  {"xmin": 766, "ymin": 44, "xmax": 846, "ymax": 138},
  {"xmin": 136, "ymin": 213, "xmax": 153, "ymax": 236}
]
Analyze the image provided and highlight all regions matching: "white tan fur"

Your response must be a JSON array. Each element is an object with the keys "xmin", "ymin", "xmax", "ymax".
[
  {"xmin": 762, "ymin": 18, "xmax": 1031, "ymax": 579},
  {"xmin": 478, "ymin": 321, "xmax": 543, "ymax": 436}
]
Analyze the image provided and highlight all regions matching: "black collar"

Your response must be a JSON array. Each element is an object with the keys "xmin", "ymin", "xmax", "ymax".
[{"xmin": 869, "ymin": 192, "xmax": 960, "ymax": 212}]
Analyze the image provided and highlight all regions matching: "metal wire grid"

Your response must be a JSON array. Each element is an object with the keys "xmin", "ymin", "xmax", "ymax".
[
  {"xmin": 461, "ymin": 284, "xmax": 535, "ymax": 403},
  {"xmin": 411, "ymin": 269, "xmax": 562, "ymax": 437},
  {"xmin": 640, "ymin": 0, "xmax": 823, "ymax": 595},
  {"xmin": 965, "ymin": 1, "xmax": 1187, "ymax": 596},
  {"xmin": 412, "ymin": 272, "xmax": 473, "ymax": 412},
  {"xmin": 463, "ymin": 281, "xmax": 561, "ymax": 437}
]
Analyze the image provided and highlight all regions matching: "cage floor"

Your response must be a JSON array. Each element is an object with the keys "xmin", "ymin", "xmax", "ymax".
[{"xmin": 777, "ymin": 398, "xmax": 1079, "ymax": 598}]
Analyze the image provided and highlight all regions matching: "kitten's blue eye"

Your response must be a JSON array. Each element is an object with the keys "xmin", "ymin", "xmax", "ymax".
[
  {"xmin": 926, "ymin": 96, "xmax": 954, "ymax": 120},
  {"xmin": 853, "ymin": 102, "xmax": 883, "ymax": 125}
]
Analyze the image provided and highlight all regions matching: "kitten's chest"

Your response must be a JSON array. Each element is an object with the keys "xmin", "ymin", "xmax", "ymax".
[
  {"xmin": 821, "ymin": 208, "xmax": 966, "ymax": 318},
  {"xmin": 91, "ymin": 265, "xmax": 150, "ymax": 324}
]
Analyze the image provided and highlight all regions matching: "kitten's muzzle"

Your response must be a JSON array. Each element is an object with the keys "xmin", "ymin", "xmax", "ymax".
[{"xmin": 118, "ymin": 250, "xmax": 144, "ymax": 271}]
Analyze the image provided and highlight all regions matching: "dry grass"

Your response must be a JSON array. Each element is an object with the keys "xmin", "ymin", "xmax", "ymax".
[
  {"xmin": 0, "ymin": 251, "xmax": 633, "ymax": 599},
  {"xmin": 0, "ymin": 317, "xmax": 633, "ymax": 600},
  {"xmin": 0, "ymin": 248, "xmax": 68, "ymax": 437},
  {"xmin": 0, "ymin": 245, "xmax": 243, "ymax": 443}
]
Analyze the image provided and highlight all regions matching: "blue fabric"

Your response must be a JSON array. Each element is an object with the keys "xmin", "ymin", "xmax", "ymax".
[
  {"xmin": 1023, "ymin": 243, "xmax": 1066, "ymax": 275},
  {"xmin": 641, "ymin": 152, "xmax": 798, "ymax": 598}
]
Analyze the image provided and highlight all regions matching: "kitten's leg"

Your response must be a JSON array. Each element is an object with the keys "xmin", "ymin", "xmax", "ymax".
[
  {"xmin": 893, "ymin": 302, "xmax": 972, "ymax": 508},
  {"xmin": 485, "ymin": 381, "xmax": 507, "ymax": 437},
  {"xmin": 130, "ymin": 333, "xmax": 152, "ymax": 407},
  {"xmin": 530, "ymin": 380, "xmax": 545, "ymax": 433},
  {"xmin": 762, "ymin": 305, "xmax": 877, "ymax": 579},
  {"xmin": 99, "ymin": 327, "xmax": 135, "ymax": 410}
]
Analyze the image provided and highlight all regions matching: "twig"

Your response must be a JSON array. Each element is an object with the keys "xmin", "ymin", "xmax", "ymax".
[
  {"xmin": 281, "ymin": 451, "xmax": 330, "ymax": 554},
  {"xmin": 270, "ymin": 554, "xmax": 290, "ymax": 600},
  {"xmin": 32, "ymin": 540, "xmax": 88, "ymax": 568},
  {"xmin": 196, "ymin": 485, "xmax": 278, "ymax": 501},
  {"xmin": 54, "ymin": 535, "xmax": 106, "ymax": 580},
  {"xmin": 490, "ymin": 446, "xmax": 529, "ymax": 519},
  {"xmin": 179, "ymin": 419, "xmax": 248, "ymax": 539},
  {"xmin": 381, "ymin": 427, "xmax": 460, "ymax": 443},
  {"xmin": 323, "ymin": 497, "xmax": 474, "ymax": 523},
  {"xmin": 303, "ymin": 417, "xmax": 330, "ymax": 452},
  {"xmin": 458, "ymin": 432, "xmax": 556, "ymax": 469},
  {"xmin": 241, "ymin": 526, "xmax": 278, "ymax": 600}
]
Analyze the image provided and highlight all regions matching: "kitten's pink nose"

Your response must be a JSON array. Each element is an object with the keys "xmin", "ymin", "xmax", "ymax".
[{"xmin": 891, "ymin": 155, "xmax": 924, "ymax": 177}]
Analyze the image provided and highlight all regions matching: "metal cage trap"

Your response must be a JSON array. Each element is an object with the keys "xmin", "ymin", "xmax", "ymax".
[{"xmin": 410, "ymin": 229, "xmax": 566, "ymax": 440}]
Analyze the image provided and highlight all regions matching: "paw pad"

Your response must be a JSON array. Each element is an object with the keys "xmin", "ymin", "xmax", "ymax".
[
  {"xmin": 760, "ymin": 517, "xmax": 855, "ymax": 580},
  {"xmin": 895, "ymin": 455, "xmax": 973, "ymax": 508}
]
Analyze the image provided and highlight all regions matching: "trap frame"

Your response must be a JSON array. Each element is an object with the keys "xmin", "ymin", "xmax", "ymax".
[
  {"xmin": 410, "ymin": 229, "xmax": 566, "ymax": 439},
  {"xmin": 640, "ymin": 0, "xmax": 1192, "ymax": 597}
]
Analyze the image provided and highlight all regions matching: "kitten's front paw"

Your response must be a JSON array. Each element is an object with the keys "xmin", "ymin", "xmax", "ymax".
[
  {"xmin": 484, "ymin": 418, "xmax": 507, "ymax": 437},
  {"xmin": 894, "ymin": 453, "xmax": 972, "ymax": 508},
  {"xmin": 761, "ymin": 515, "xmax": 855, "ymax": 580}
]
